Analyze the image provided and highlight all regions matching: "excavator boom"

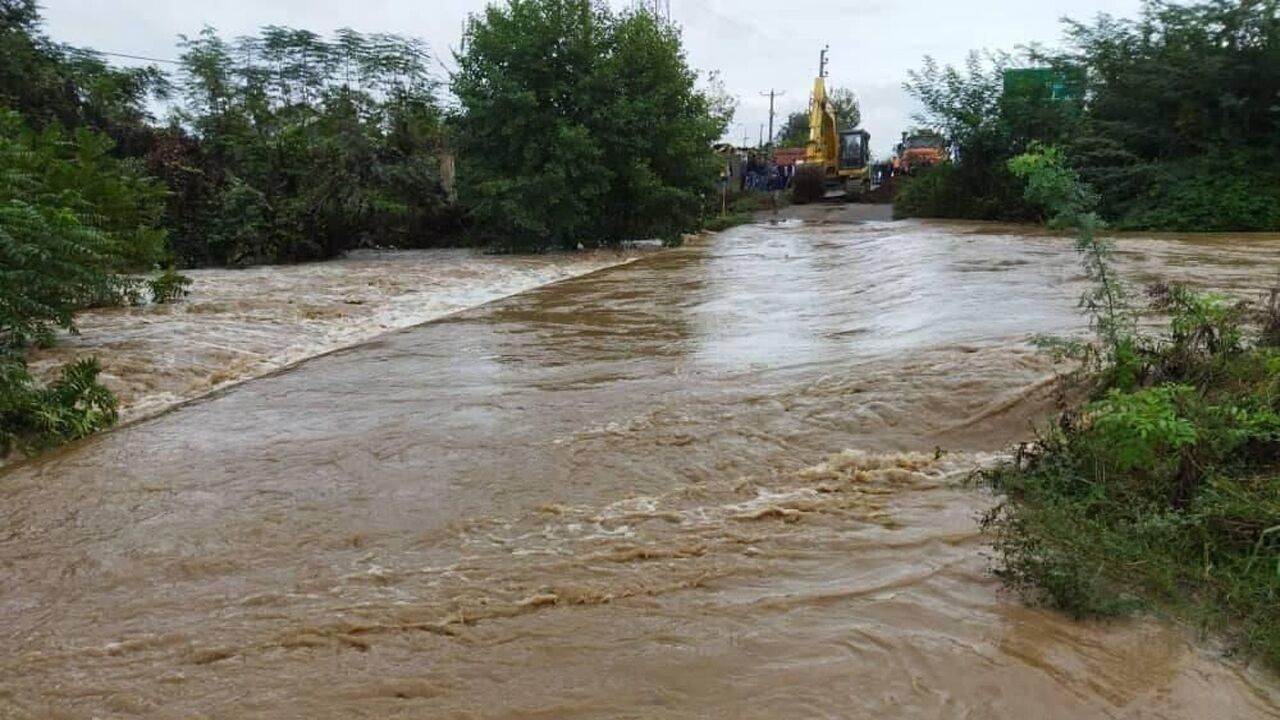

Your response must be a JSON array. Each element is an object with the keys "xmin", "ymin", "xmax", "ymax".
[{"xmin": 795, "ymin": 47, "xmax": 871, "ymax": 201}]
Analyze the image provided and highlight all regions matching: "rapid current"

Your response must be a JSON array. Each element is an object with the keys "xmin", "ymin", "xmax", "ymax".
[{"xmin": 3, "ymin": 219, "xmax": 1280, "ymax": 718}]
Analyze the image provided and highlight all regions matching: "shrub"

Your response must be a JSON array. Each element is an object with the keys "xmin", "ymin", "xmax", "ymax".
[
  {"xmin": 985, "ymin": 145, "xmax": 1280, "ymax": 668},
  {"xmin": 0, "ymin": 109, "xmax": 164, "ymax": 457},
  {"xmin": 1117, "ymin": 157, "xmax": 1280, "ymax": 232},
  {"xmin": 893, "ymin": 162, "xmax": 1034, "ymax": 221},
  {"xmin": 148, "ymin": 268, "xmax": 192, "ymax": 304},
  {"xmin": 0, "ymin": 352, "xmax": 118, "ymax": 458}
]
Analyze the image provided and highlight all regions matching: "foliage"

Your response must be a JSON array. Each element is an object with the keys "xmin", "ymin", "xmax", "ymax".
[
  {"xmin": 148, "ymin": 268, "xmax": 192, "ymax": 304},
  {"xmin": 827, "ymin": 87, "xmax": 861, "ymax": 131},
  {"xmin": 165, "ymin": 25, "xmax": 453, "ymax": 265},
  {"xmin": 892, "ymin": 161, "xmax": 1035, "ymax": 221},
  {"xmin": 726, "ymin": 190, "xmax": 783, "ymax": 214},
  {"xmin": 453, "ymin": 0, "xmax": 730, "ymax": 250},
  {"xmin": 0, "ymin": 109, "xmax": 167, "ymax": 347},
  {"xmin": 0, "ymin": 104, "xmax": 171, "ymax": 459},
  {"xmin": 0, "ymin": 0, "xmax": 166, "ymax": 152},
  {"xmin": 898, "ymin": 0, "xmax": 1280, "ymax": 232},
  {"xmin": 984, "ymin": 147, "xmax": 1280, "ymax": 669},
  {"xmin": 0, "ymin": 351, "xmax": 117, "ymax": 458},
  {"xmin": 1009, "ymin": 146, "xmax": 1134, "ymax": 377},
  {"xmin": 895, "ymin": 52, "xmax": 1044, "ymax": 221},
  {"xmin": 775, "ymin": 111, "xmax": 810, "ymax": 148},
  {"xmin": 1115, "ymin": 156, "xmax": 1280, "ymax": 233}
]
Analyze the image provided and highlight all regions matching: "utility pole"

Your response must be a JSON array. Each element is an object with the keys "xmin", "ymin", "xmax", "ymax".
[
  {"xmin": 758, "ymin": 124, "xmax": 764, "ymax": 148},
  {"xmin": 759, "ymin": 89, "xmax": 785, "ymax": 147}
]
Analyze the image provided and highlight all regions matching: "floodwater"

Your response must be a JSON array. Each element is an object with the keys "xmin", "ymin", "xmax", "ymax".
[
  {"xmin": 26, "ymin": 249, "xmax": 639, "ymax": 422},
  {"xmin": 3, "ymin": 220, "xmax": 1280, "ymax": 719}
]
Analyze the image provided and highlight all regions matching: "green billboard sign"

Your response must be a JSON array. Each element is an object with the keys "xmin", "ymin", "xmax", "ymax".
[{"xmin": 1003, "ymin": 67, "xmax": 1086, "ymax": 102}]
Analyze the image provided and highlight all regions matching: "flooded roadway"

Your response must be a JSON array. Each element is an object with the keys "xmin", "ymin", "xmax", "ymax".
[
  {"xmin": 3, "ymin": 220, "xmax": 1280, "ymax": 719},
  {"xmin": 25, "ymin": 249, "xmax": 638, "ymax": 423}
]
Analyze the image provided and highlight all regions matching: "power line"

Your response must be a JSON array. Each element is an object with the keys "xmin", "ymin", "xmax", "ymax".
[{"xmin": 81, "ymin": 48, "xmax": 182, "ymax": 65}]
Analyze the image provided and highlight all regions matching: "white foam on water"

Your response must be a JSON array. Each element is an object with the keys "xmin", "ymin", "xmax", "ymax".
[{"xmin": 26, "ymin": 248, "xmax": 641, "ymax": 423}]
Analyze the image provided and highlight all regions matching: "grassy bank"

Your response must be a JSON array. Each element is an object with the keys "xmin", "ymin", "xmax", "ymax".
[{"xmin": 982, "ymin": 147, "xmax": 1280, "ymax": 669}]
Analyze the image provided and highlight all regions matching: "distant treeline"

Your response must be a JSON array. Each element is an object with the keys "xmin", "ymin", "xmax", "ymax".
[
  {"xmin": 895, "ymin": 0, "xmax": 1280, "ymax": 232},
  {"xmin": 1, "ymin": 0, "xmax": 729, "ymax": 268},
  {"xmin": 0, "ymin": 0, "xmax": 729, "ymax": 457}
]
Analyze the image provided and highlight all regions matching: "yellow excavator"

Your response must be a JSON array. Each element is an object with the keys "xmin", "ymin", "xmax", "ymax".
[{"xmin": 795, "ymin": 47, "xmax": 871, "ymax": 202}]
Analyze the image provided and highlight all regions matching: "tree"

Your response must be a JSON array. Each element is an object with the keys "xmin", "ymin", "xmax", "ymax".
[
  {"xmin": 0, "ymin": 0, "xmax": 166, "ymax": 147},
  {"xmin": 0, "ymin": 110, "xmax": 167, "ymax": 346},
  {"xmin": 775, "ymin": 111, "xmax": 809, "ymax": 148},
  {"xmin": 452, "ymin": 0, "xmax": 730, "ymax": 249},
  {"xmin": 168, "ymin": 25, "xmax": 453, "ymax": 265},
  {"xmin": 0, "ymin": 108, "xmax": 168, "ymax": 457},
  {"xmin": 897, "ymin": 0, "xmax": 1280, "ymax": 230},
  {"xmin": 828, "ymin": 86, "xmax": 861, "ymax": 130},
  {"xmin": 897, "ymin": 51, "xmax": 1037, "ymax": 221}
]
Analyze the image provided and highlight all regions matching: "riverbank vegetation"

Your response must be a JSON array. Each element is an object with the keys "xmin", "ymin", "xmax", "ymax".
[
  {"xmin": 983, "ymin": 146, "xmax": 1280, "ymax": 669},
  {"xmin": 896, "ymin": 0, "xmax": 1280, "ymax": 232},
  {"xmin": 453, "ymin": 1, "xmax": 730, "ymax": 251},
  {"xmin": 0, "ymin": 0, "xmax": 732, "ymax": 457}
]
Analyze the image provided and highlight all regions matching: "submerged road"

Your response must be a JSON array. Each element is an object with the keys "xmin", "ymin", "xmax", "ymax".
[{"xmin": 3, "ymin": 219, "xmax": 1279, "ymax": 718}]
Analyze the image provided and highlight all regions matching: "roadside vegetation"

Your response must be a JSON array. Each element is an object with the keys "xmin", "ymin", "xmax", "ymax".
[
  {"xmin": 895, "ymin": 0, "xmax": 1280, "ymax": 231},
  {"xmin": 983, "ymin": 146, "xmax": 1280, "ymax": 669},
  {"xmin": 0, "ymin": 0, "xmax": 733, "ymax": 458},
  {"xmin": 454, "ymin": 1, "xmax": 732, "ymax": 251}
]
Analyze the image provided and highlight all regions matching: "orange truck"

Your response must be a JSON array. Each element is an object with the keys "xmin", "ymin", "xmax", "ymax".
[{"xmin": 894, "ymin": 131, "xmax": 946, "ymax": 175}]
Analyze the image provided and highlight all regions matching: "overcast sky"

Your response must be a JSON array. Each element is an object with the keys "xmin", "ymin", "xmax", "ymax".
[{"xmin": 39, "ymin": 0, "xmax": 1145, "ymax": 156}]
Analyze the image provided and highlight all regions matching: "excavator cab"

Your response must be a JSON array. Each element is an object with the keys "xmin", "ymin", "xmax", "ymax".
[{"xmin": 838, "ymin": 130, "xmax": 870, "ymax": 171}]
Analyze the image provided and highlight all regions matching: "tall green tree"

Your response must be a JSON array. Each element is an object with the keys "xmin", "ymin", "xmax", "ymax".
[
  {"xmin": 775, "ymin": 111, "xmax": 810, "ymax": 148},
  {"xmin": 0, "ymin": 0, "xmax": 166, "ymax": 150},
  {"xmin": 897, "ymin": 0, "xmax": 1280, "ymax": 231},
  {"xmin": 166, "ymin": 25, "xmax": 453, "ymax": 265},
  {"xmin": 0, "ymin": 110, "xmax": 167, "ymax": 347},
  {"xmin": 452, "ymin": 0, "xmax": 730, "ymax": 249},
  {"xmin": 828, "ymin": 86, "xmax": 861, "ymax": 130},
  {"xmin": 1057, "ymin": 0, "xmax": 1280, "ymax": 228},
  {"xmin": 898, "ymin": 51, "xmax": 1038, "ymax": 220}
]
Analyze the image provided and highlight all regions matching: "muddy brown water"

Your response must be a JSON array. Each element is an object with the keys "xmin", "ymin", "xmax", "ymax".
[{"xmin": 3, "ymin": 220, "xmax": 1280, "ymax": 719}]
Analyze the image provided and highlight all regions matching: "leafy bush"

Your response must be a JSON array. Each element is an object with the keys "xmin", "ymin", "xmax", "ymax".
[
  {"xmin": 984, "ymin": 145, "xmax": 1280, "ymax": 668},
  {"xmin": 452, "ymin": 0, "xmax": 730, "ymax": 250},
  {"xmin": 0, "ymin": 109, "xmax": 167, "ymax": 346},
  {"xmin": 161, "ymin": 26, "xmax": 454, "ymax": 266},
  {"xmin": 1117, "ymin": 157, "xmax": 1280, "ymax": 232},
  {"xmin": 148, "ymin": 268, "xmax": 192, "ymax": 304},
  {"xmin": 0, "ymin": 352, "xmax": 118, "ymax": 458},
  {"xmin": 893, "ymin": 162, "xmax": 1034, "ymax": 221},
  {"xmin": 0, "ymin": 108, "xmax": 166, "ymax": 458}
]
